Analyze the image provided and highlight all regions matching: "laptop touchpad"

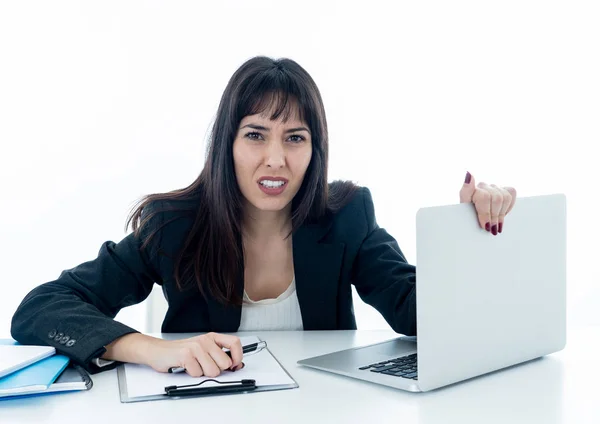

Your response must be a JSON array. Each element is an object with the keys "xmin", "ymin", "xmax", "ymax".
[{"xmin": 373, "ymin": 337, "xmax": 417, "ymax": 357}]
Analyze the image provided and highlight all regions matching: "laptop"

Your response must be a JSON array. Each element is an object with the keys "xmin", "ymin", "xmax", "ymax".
[{"xmin": 297, "ymin": 193, "xmax": 567, "ymax": 392}]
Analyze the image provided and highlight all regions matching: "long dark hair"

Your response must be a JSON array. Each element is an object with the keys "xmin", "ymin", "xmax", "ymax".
[{"xmin": 126, "ymin": 56, "xmax": 359, "ymax": 306}]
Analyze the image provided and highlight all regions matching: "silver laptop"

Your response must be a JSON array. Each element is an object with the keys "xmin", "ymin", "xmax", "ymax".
[{"xmin": 297, "ymin": 193, "xmax": 567, "ymax": 392}]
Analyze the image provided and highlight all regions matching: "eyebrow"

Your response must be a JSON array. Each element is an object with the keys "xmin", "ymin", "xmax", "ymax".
[{"xmin": 241, "ymin": 123, "xmax": 310, "ymax": 134}]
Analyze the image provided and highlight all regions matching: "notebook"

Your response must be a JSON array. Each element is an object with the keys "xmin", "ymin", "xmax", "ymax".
[
  {"xmin": 0, "ymin": 344, "xmax": 56, "ymax": 379},
  {"xmin": 0, "ymin": 364, "xmax": 93, "ymax": 400},
  {"xmin": 0, "ymin": 354, "xmax": 70, "ymax": 398},
  {"xmin": 117, "ymin": 336, "xmax": 298, "ymax": 403}
]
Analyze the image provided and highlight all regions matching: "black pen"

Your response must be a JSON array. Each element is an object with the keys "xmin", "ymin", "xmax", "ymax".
[{"xmin": 168, "ymin": 341, "xmax": 267, "ymax": 374}]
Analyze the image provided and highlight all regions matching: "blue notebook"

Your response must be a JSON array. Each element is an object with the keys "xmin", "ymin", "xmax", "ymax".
[
  {"xmin": 0, "ymin": 339, "xmax": 70, "ymax": 398},
  {"xmin": 0, "ymin": 354, "xmax": 70, "ymax": 397}
]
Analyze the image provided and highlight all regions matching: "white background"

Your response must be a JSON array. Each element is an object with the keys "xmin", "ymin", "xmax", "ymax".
[{"xmin": 0, "ymin": 0, "xmax": 598, "ymax": 337}]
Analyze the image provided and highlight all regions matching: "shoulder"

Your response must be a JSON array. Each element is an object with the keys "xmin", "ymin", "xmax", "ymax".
[
  {"xmin": 326, "ymin": 180, "xmax": 371, "ymax": 213},
  {"xmin": 325, "ymin": 183, "xmax": 377, "ymax": 241},
  {"xmin": 140, "ymin": 197, "xmax": 198, "ymax": 235},
  {"xmin": 137, "ymin": 197, "xmax": 199, "ymax": 255},
  {"xmin": 328, "ymin": 180, "xmax": 375, "ymax": 215}
]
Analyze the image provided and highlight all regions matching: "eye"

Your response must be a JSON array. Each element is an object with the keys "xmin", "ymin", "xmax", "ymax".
[
  {"xmin": 244, "ymin": 132, "xmax": 306, "ymax": 143},
  {"xmin": 288, "ymin": 135, "xmax": 306, "ymax": 143},
  {"xmin": 245, "ymin": 132, "xmax": 263, "ymax": 140}
]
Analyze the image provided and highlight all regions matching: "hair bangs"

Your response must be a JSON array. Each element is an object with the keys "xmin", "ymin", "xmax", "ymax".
[{"xmin": 242, "ymin": 77, "xmax": 309, "ymax": 125}]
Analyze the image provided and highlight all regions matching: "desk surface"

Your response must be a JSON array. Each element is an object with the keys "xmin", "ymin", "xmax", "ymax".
[{"xmin": 1, "ymin": 326, "xmax": 598, "ymax": 424}]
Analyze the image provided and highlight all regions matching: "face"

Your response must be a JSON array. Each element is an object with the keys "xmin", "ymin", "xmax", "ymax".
[{"xmin": 232, "ymin": 106, "xmax": 312, "ymax": 216}]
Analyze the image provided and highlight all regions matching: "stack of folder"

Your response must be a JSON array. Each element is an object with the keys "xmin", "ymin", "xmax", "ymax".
[{"xmin": 0, "ymin": 339, "xmax": 92, "ymax": 400}]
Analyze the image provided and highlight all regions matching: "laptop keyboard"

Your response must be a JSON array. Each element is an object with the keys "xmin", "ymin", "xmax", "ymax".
[{"xmin": 358, "ymin": 353, "xmax": 418, "ymax": 380}]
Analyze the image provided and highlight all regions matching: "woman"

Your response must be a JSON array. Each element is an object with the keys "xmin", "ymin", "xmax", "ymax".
[{"xmin": 10, "ymin": 56, "xmax": 517, "ymax": 379}]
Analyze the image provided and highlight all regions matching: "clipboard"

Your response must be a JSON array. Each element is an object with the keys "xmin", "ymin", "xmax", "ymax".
[{"xmin": 116, "ymin": 336, "xmax": 298, "ymax": 403}]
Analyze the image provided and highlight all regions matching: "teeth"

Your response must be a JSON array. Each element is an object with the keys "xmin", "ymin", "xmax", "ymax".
[{"xmin": 260, "ymin": 180, "xmax": 286, "ymax": 188}]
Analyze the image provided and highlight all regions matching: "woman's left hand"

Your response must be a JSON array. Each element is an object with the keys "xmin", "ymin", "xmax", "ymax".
[{"xmin": 459, "ymin": 171, "xmax": 517, "ymax": 236}]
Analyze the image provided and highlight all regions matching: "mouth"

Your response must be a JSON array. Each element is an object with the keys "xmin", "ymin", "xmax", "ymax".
[{"xmin": 257, "ymin": 179, "xmax": 288, "ymax": 196}]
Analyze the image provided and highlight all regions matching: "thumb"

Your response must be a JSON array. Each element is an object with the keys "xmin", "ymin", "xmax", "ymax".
[{"xmin": 459, "ymin": 171, "xmax": 476, "ymax": 203}]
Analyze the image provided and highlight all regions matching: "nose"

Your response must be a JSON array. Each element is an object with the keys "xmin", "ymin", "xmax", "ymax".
[{"xmin": 265, "ymin": 141, "xmax": 285, "ymax": 169}]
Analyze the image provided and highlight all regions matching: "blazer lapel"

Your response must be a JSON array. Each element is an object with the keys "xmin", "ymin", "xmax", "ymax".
[
  {"xmin": 206, "ymin": 265, "xmax": 244, "ymax": 332},
  {"xmin": 206, "ymin": 214, "xmax": 345, "ymax": 332},
  {"xmin": 292, "ymin": 219, "xmax": 346, "ymax": 330}
]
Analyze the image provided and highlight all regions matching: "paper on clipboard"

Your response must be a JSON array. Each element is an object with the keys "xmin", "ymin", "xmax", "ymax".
[{"xmin": 117, "ymin": 336, "xmax": 298, "ymax": 402}]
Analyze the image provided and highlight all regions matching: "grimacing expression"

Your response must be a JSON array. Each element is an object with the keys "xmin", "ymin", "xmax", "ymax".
[{"xmin": 232, "ymin": 110, "xmax": 312, "ymax": 214}]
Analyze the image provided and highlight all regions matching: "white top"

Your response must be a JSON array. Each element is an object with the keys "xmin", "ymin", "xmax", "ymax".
[{"xmin": 238, "ymin": 276, "xmax": 304, "ymax": 331}]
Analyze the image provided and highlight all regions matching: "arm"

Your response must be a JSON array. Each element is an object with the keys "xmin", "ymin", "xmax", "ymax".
[
  {"xmin": 350, "ymin": 188, "xmax": 417, "ymax": 336},
  {"xmin": 10, "ymin": 201, "xmax": 166, "ymax": 373}
]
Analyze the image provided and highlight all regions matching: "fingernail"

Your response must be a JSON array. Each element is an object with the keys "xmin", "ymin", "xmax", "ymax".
[
  {"xmin": 485, "ymin": 222, "xmax": 490, "ymax": 232},
  {"xmin": 498, "ymin": 222, "xmax": 503, "ymax": 233},
  {"xmin": 464, "ymin": 172, "xmax": 472, "ymax": 184},
  {"xmin": 491, "ymin": 224, "xmax": 498, "ymax": 235}
]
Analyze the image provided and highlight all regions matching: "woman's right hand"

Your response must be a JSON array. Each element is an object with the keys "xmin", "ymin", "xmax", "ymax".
[{"xmin": 143, "ymin": 332, "xmax": 245, "ymax": 377}]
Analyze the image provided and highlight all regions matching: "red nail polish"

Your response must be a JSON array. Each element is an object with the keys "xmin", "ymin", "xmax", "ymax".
[
  {"xmin": 485, "ymin": 222, "xmax": 490, "ymax": 232},
  {"xmin": 465, "ymin": 172, "xmax": 472, "ymax": 184},
  {"xmin": 491, "ymin": 224, "xmax": 498, "ymax": 235},
  {"xmin": 498, "ymin": 222, "xmax": 503, "ymax": 233}
]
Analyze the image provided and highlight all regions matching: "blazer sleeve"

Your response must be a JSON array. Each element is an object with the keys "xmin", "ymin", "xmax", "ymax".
[
  {"xmin": 10, "ymin": 201, "xmax": 165, "ymax": 374},
  {"xmin": 350, "ymin": 188, "xmax": 417, "ymax": 336}
]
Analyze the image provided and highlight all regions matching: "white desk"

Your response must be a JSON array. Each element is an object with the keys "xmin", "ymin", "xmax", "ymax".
[{"xmin": 2, "ymin": 327, "xmax": 598, "ymax": 424}]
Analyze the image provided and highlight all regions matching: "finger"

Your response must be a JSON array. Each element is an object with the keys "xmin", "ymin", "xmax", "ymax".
[
  {"xmin": 491, "ymin": 185, "xmax": 513, "ymax": 233},
  {"xmin": 472, "ymin": 183, "xmax": 492, "ymax": 231},
  {"xmin": 209, "ymin": 333, "xmax": 244, "ymax": 368},
  {"xmin": 486, "ymin": 184, "xmax": 505, "ymax": 235},
  {"xmin": 459, "ymin": 171, "xmax": 476, "ymax": 203},
  {"xmin": 231, "ymin": 362, "xmax": 245, "ymax": 372},
  {"xmin": 206, "ymin": 343, "xmax": 234, "ymax": 372},
  {"xmin": 503, "ymin": 187, "xmax": 517, "ymax": 215},
  {"xmin": 192, "ymin": 344, "xmax": 222, "ymax": 378},
  {"xmin": 181, "ymin": 347, "xmax": 204, "ymax": 378}
]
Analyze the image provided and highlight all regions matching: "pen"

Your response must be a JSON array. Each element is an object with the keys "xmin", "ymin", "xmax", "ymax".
[{"xmin": 167, "ymin": 341, "xmax": 267, "ymax": 374}]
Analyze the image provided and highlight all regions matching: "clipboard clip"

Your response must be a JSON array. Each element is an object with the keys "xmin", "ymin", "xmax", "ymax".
[{"xmin": 164, "ymin": 378, "xmax": 257, "ymax": 397}]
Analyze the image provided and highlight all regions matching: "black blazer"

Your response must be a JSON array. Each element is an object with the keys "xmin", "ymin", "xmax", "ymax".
[{"xmin": 10, "ymin": 186, "xmax": 416, "ymax": 374}]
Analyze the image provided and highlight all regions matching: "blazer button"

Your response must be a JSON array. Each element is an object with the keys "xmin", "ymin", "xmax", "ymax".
[
  {"xmin": 66, "ymin": 339, "xmax": 76, "ymax": 347},
  {"xmin": 54, "ymin": 332, "xmax": 64, "ymax": 342},
  {"xmin": 59, "ymin": 335, "xmax": 70, "ymax": 345},
  {"xmin": 48, "ymin": 330, "xmax": 57, "ymax": 339}
]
